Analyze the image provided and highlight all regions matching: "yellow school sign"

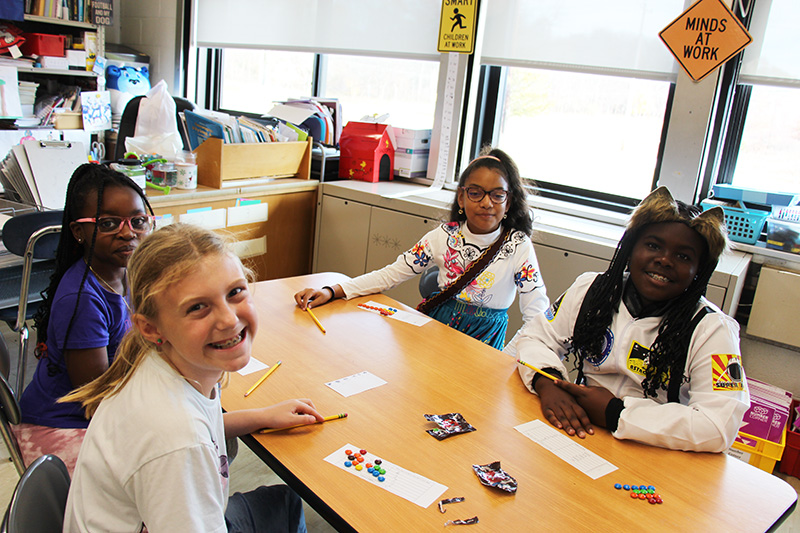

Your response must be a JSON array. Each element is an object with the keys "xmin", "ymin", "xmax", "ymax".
[
  {"xmin": 438, "ymin": 0, "xmax": 477, "ymax": 54},
  {"xmin": 659, "ymin": 0, "xmax": 752, "ymax": 82}
]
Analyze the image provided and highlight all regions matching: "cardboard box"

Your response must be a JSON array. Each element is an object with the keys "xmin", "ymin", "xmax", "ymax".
[
  {"xmin": 394, "ymin": 150, "xmax": 428, "ymax": 178},
  {"xmin": 53, "ymin": 112, "xmax": 83, "ymax": 130},
  {"xmin": 194, "ymin": 137, "xmax": 311, "ymax": 188},
  {"xmin": 393, "ymin": 128, "xmax": 431, "ymax": 151},
  {"xmin": 40, "ymin": 56, "xmax": 70, "ymax": 69},
  {"xmin": 338, "ymin": 122, "xmax": 395, "ymax": 182},
  {"xmin": 766, "ymin": 217, "xmax": 800, "ymax": 254},
  {"xmin": 66, "ymin": 49, "xmax": 87, "ymax": 69}
]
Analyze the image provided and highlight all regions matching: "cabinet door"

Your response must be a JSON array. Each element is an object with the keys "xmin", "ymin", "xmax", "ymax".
[
  {"xmin": 365, "ymin": 207, "xmax": 438, "ymax": 308},
  {"xmin": 533, "ymin": 244, "xmax": 610, "ymax": 301},
  {"xmin": 315, "ymin": 196, "xmax": 371, "ymax": 277}
]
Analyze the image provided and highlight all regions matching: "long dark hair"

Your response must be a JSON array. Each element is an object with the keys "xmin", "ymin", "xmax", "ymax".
[
  {"xmin": 448, "ymin": 146, "xmax": 534, "ymax": 236},
  {"xmin": 570, "ymin": 202, "xmax": 717, "ymax": 398},
  {"xmin": 34, "ymin": 164, "xmax": 154, "ymax": 355}
]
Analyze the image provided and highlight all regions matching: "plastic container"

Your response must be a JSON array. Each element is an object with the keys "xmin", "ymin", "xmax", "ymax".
[
  {"xmin": 765, "ymin": 217, "xmax": 800, "ymax": 254},
  {"xmin": 729, "ymin": 423, "xmax": 787, "ymax": 473},
  {"xmin": 151, "ymin": 162, "xmax": 178, "ymax": 187},
  {"xmin": 20, "ymin": 33, "xmax": 66, "ymax": 57},
  {"xmin": 778, "ymin": 399, "xmax": 800, "ymax": 479},
  {"xmin": 701, "ymin": 199, "xmax": 769, "ymax": 245},
  {"xmin": 175, "ymin": 150, "xmax": 197, "ymax": 189},
  {"xmin": 110, "ymin": 160, "xmax": 147, "ymax": 191}
]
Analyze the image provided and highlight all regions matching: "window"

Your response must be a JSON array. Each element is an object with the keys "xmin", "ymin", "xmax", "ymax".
[
  {"xmin": 496, "ymin": 67, "xmax": 672, "ymax": 200},
  {"xmin": 730, "ymin": 85, "xmax": 800, "ymax": 194},
  {"xmin": 218, "ymin": 49, "xmax": 315, "ymax": 115},
  {"xmin": 320, "ymin": 55, "xmax": 439, "ymax": 130}
]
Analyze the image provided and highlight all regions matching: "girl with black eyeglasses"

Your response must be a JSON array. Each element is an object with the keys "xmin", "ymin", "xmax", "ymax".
[{"xmin": 295, "ymin": 147, "xmax": 549, "ymax": 350}]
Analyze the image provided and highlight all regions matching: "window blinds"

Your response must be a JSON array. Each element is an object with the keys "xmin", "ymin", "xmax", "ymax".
[
  {"xmin": 739, "ymin": 0, "xmax": 800, "ymax": 87},
  {"xmin": 480, "ymin": 0, "xmax": 684, "ymax": 81},
  {"xmin": 195, "ymin": 0, "xmax": 441, "ymax": 60}
]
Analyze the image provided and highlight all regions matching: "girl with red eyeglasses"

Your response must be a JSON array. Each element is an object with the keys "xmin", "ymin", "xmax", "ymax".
[{"xmin": 17, "ymin": 164, "xmax": 155, "ymax": 470}]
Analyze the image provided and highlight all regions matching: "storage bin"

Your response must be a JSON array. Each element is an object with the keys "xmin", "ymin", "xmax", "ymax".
[
  {"xmin": 701, "ymin": 199, "xmax": 769, "ymax": 245},
  {"xmin": 194, "ymin": 137, "xmax": 311, "ymax": 188},
  {"xmin": 729, "ymin": 424, "xmax": 787, "ymax": 473},
  {"xmin": 778, "ymin": 399, "xmax": 800, "ymax": 479},
  {"xmin": 765, "ymin": 217, "xmax": 800, "ymax": 254},
  {"xmin": 20, "ymin": 33, "xmax": 66, "ymax": 57}
]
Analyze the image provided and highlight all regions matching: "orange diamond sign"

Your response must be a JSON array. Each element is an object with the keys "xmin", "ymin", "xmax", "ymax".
[{"xmin": 659, "ymin": 0, "xmax": 752, "ymax": 82}]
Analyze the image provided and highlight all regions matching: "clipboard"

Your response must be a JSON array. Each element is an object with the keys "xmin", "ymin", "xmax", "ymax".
[{"xmin": 23, "ymin": 140, "xmax": 87, "ymax": 209}]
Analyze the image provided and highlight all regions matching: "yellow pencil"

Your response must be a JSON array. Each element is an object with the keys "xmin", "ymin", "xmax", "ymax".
[
  {"xmin": 517, "ymin": 360, "xmax": 559, "ymax": 382},
  {"xmin": 306, "ymin": 307, "xmax": 326, "ymax": 334},
  {"xmin": 244, "ymin": 360, "xmax": 282, "ymax": 397},
  {"xmin": 259, "ymin": 413, "xmax": 348, "ymax": 434}
]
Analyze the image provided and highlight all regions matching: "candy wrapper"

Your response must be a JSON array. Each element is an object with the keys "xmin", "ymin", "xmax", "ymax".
[
  {"xmin": 445, "ymin": 516, "xmax": 479, "ymax": 526},
  {"xmin": 472, "ymin": 461, "xmax": 517, "ymax": 493},
  {"xmin": 424, "ymin": 413, "xmax": 476, "ymax": 440}
]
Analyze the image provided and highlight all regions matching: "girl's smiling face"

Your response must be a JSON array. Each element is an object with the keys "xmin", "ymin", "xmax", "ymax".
[
  {"xmin": 457, "ymin": 167, "xmax": 510, "ymax": 235},
  {"xmin": 136, "ymin": 252, "xmax": 257, "ymax": 391},
  {"xmin": 628, "ymin": 222, "xmax": 705, "ymax": 306}
]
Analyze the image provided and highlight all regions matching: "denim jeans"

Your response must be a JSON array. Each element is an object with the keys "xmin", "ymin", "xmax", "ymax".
[{"xmin": 225, "ymin": 485, "xmax": 307, "ymax": 533}]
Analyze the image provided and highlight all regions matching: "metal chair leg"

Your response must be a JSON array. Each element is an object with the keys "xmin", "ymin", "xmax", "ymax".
[
  {"xmin": 0, "ymin": 421, "xmax": 26, "ymax": 476},
  {"xmin": 15, "ymin": 325, "xmax": 28, "ymax": 396}
]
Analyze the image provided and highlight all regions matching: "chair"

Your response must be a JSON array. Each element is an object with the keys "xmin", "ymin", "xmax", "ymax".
[
  {"xmin": 418, "ymin": 266, "xmax": 440, "ymax": 300},
  {"xmin": 0, "ymin": 210, "xmax": 63, "ymax": 393},
  {"xmin": 114, "ymin": 94, "xmax": 196, "ymax": 161},
  {"xmin": 0, "ymin": 372, "xmax": 24, "ymax": 475},
  {"xmin": 1, "ymin": 454, "xmax": 70, "ymax": 533}
]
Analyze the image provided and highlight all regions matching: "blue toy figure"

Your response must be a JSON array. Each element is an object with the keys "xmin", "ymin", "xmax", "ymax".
[{"xmin": 106, "ymin": 65, "xmax": 151, "ymax": 96}]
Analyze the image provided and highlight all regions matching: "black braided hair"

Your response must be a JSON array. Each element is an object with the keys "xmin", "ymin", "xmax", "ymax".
[
  {"xmin": 570, "ymin": 202, "xmax": 717, "ymax": 398},
  {"xmin": 33, "ymin": 164, "xmax": 154, "ymax": 357},
  {"xmin": 449, "ymin": 146, "xmax": 534, "ymax": 236}
]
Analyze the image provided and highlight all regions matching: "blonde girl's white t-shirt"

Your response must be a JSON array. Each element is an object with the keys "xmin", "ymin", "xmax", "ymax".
[{"xmin": 64, "ymin": 353, "xmax": 229, "ymax": 533}]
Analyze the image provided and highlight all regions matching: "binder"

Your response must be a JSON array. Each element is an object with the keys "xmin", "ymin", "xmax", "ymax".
[{"xmin": 23, "ymin": 139, "xmax": 86, "ymax": 209}]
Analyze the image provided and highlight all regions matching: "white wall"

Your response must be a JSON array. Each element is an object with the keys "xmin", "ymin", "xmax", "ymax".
[{"xmin": 116, "ymin": 0, "xmax": 181, "ymax": 96}]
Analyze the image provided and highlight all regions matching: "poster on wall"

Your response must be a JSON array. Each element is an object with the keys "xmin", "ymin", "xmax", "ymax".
[{"xmin": 93, "ymin": 0, "xmax": 113, "ymax": 26}]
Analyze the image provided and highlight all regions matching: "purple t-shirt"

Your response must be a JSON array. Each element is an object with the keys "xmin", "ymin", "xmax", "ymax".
[{"xmin": 19, "ymin": 261, "xmax": 130, "ymax": 428}]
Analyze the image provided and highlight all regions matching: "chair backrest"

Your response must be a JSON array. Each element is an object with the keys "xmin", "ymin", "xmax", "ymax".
[
  {"xmin": 0, "ymin": 373, "xmax": 25, "ymax": 475},
  {"xmin": 1, "ymin": 210, "xmax": 63, "ymax": 259},
  {"xmin": 419, "ymin": 266, "xmax": 440, "ymax": 299},
  {"xmin": 1, "ymin": 454, "xmax": 70, "ymax": 533},
  {"xmin": 114, "ymin": 94, "xmax": 196, "ymax": 160}
]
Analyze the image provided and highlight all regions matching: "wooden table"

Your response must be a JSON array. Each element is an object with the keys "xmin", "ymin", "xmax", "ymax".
[{"xmin": 222, "ymin": 273, "xmax": 798, "ymax": 532}]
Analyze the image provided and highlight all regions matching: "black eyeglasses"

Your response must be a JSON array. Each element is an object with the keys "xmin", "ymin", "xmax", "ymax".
[
  {"xmin": 75, "ymin": 215, "xmax": 155, "ymax": 234},
  {"xmin": 460, "ymin": 186, "xmax": 509, "ymax": 204}
]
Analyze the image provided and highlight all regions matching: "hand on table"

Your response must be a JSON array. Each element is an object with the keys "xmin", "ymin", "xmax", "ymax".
[
  {"xmin": 294, "ymin": 285, "xmax": 338, "ymax": 310},
  {"xmin": 262, "ymin": 398, "xmax": 324, "ymax": 428},
  {"xmin": 554, "ymin": 381, "xmax": 617, "ymax": 429},
  {"xmin": 536, "ymin": 378, "xmax": 594, "ymax": 438}
]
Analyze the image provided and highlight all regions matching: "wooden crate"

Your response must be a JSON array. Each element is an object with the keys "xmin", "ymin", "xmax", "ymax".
[{"xmin": 195, "ymin": 138, "xmax": 312, "ymax": 188}]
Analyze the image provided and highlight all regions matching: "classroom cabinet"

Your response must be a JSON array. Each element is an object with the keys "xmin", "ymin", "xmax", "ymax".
[
  {"xmin": 314, "ymin": 194, "xmax": 438, "ymax": 307},
  {"xmin": 149, "ymin": 185, "xmax": 316, "ymax": 282}
]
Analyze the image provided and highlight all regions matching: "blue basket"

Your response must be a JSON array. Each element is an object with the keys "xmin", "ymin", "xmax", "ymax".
[{"xmin": 701, "ymin": 200, "xmax": 768, "ymax": 245}]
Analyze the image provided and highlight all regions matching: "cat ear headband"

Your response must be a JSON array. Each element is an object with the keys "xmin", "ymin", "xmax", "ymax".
[{"xmin": 627, "ymin": 186, "xmax": 728, "ymax": 260}]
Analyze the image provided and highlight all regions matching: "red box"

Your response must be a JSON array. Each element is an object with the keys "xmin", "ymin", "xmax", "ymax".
[
  {"xmin": 338, "ymin": 122, "xmax": 395, "ymax": 183},
  {"xmin": 779, "ymin": 399, "xmax": 800, "ymax": 479},
  {"xmin": 20, "ymin": 33, "xmax": 66, "ymax": 57}
]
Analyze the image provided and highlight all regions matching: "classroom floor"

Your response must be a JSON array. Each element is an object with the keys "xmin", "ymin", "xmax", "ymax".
[{"xmin": 0, "ymin": 322, "xmax": 797, "ymax": 531}]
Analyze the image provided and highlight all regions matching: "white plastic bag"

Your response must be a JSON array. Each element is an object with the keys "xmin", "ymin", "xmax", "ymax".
[{"xmin": 124, "ymin": 80, "xmax": 182, "ymax": 160}]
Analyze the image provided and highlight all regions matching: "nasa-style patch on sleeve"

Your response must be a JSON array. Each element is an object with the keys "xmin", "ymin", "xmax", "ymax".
[{"xmin": 711, "ymin": 354, "xmax": 745, "ymax": 391}]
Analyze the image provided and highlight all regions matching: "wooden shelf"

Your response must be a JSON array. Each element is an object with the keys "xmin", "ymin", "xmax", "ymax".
[{"xmin": 16, "ymin": 65, "xmax": 98, "ymax": 78}]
